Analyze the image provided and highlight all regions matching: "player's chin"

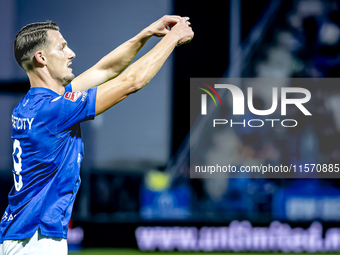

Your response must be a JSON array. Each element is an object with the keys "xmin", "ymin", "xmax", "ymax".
[{"xmin": 63, "ymin": 74, "xmax": 75, "ymax": 85}]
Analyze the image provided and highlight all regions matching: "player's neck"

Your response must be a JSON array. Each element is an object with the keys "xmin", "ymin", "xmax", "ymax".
[{"xmin": 27, "ymin": 70, "xmax": 65, "ymax": 95}]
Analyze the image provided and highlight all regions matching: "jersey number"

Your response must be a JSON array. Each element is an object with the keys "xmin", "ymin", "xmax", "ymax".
[{"xmin": 12, "ymin": 139, "xmax": 23, "ymax": 191}]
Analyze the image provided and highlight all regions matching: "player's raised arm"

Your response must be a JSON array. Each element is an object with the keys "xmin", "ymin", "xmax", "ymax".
[
  {"xmin": 71, "ymin": 15, "xmax": 184, "ymax": 92},
  {"xmin": 95, "ymin": 17, "xmax": 193, "ymax": 115}
]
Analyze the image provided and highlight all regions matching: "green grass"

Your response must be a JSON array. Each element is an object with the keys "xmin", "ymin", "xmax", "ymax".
[{"xmin": 74, "ymin": 249, "xmax": 340, "ymax": 255}]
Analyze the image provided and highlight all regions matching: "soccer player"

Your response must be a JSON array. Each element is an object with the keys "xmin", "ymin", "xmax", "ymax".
[{"xmin": 0, "ymin": 15, "xmax": 193, "ymax": 255}]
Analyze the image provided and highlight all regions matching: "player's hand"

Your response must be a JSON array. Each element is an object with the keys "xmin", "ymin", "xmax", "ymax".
[
  {"xmin": 147, "ymin": 15, "xmax": 184, "ymax": 37},
  {"xmin": 170, "ymin": 17, "xmax": 194, "ymax": 46}
]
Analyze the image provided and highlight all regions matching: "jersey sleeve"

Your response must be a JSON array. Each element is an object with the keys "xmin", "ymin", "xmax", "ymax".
[{"xmin": 39, "ymin": 84, "xmax": 97, "ymax": 134}]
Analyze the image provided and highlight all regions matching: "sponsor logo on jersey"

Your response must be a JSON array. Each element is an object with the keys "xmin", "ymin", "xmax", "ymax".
[
  {"xmin": 64, "ymin": 91, "xmax": 83, "ymax": 102},
  {"xmin": 81, "ymin": 90, "xmax": 88, "ymax": 101}
]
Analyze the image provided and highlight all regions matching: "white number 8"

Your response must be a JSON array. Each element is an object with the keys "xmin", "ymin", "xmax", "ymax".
[{"xmin": 12, "ymin": 139, "xmax": 23, "ymax": 191}]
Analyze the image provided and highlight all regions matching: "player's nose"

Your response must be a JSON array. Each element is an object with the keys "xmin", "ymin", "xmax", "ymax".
[{"xmin": 68, "ymin": 48, "xmax": 76, "ymax": 59}]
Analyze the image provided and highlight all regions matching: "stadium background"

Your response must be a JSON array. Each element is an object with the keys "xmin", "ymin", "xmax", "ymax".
[{"xmin": 1, "ymin": 0, "xmax": 340, "ymax": 253}]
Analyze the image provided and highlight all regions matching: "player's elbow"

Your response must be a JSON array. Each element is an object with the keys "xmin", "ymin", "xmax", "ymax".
[{"xmin": 123, "ymin": 70, "xmax": 146, "ymax": 92}]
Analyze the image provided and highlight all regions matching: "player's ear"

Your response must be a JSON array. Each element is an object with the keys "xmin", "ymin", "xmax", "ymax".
[{"xmin": 34, "ymin": 50, "xmax": 46, "ymax": 67}]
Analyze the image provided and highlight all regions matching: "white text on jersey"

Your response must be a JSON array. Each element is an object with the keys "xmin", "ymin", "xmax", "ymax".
[{"xmin": 12, "ymin": 115, "xmax": 34, "ymax": 130}]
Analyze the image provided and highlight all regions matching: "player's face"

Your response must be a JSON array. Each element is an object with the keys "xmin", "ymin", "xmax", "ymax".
[{"xmin": 44, "ymin": 30, "xmax": 76, "ymax": 86}]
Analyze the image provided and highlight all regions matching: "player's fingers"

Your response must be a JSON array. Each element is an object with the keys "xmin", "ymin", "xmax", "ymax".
[
  {"xmin": 164, "ymin": 15, "xmax": 182, "ymax": 19},
  {"xmin": 169, "ymin": 15, "xmax": 182, "ymax": 19},
  {"xmin": 171, "ymin": 17, "xmax": 190, "ymax": 30},
  {"xmin": 165, "ymin": 15, "xmax": 190, "ymax": 25},
  {"xmin": 163, "ymin": 15, "xmax": 182, "ymax": 24},
  {"xmin": 181, "ymin": 18, "xmax": 191, "ymax": 27}
]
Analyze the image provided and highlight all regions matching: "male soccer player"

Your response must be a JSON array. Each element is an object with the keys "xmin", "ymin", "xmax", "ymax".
[{"xmin": 0, "ymin": 15, "xmax": 193, "ymax": 254}]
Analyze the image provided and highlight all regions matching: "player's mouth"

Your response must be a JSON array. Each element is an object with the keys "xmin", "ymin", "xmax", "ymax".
[{"xmin": 68, "ymin": 62, "xmax": 72, "ymax": 70}]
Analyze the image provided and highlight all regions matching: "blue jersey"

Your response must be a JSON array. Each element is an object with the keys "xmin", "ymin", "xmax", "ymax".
[{"xmin": 0, "ymin": 84, "xmax": 96, "ymax": 242}]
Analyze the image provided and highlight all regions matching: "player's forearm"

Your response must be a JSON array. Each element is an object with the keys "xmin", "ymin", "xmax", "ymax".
[
  {"xmin": 94, "ymin": 29, "xmax": 152, "ymax": 79},
  {"xmin": 95, "ymin": 32, "xmax": 179, "ymax": 115},
  {"xmin": 123, "ymin": 31, "xmax": 178, "ymax": 90},
  {"xmin": 71, "ymin": 29, "xmax": 152, "ymax": 92}
]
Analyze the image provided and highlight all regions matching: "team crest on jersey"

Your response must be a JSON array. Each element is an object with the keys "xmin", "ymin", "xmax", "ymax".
[{"xmin": 64, "ymin": 91, "xmax": 83, "ymax": 102}]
